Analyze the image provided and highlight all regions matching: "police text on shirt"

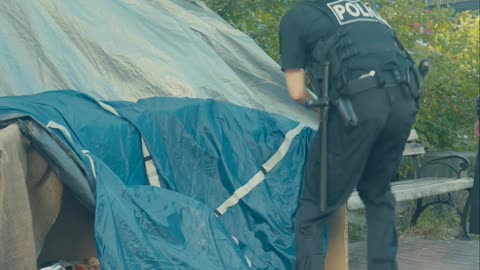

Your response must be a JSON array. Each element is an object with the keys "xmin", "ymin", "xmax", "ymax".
[{"xmin": 327, "ymin": 0, "xmax": 391, "ymax": 27}]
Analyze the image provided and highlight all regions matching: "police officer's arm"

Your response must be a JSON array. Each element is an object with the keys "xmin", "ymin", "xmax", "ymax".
[
  {"xmin": 279, "ymin": 9, "xmax": 313, "ymax": 105},
  {"xmin": 284, "ymin": 69, "xmax": 309, "ymax": 104}
]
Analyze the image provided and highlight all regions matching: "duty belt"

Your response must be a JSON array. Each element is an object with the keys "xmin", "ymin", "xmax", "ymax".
[{"xmin": 342, "ymin": 69, "xmax": 407, "ymax": 97}]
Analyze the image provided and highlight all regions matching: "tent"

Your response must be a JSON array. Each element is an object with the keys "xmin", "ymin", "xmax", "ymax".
[
  {"xmin": 0, "ymin": 1, "xmax": 347, "ymax": 269},
  {"xmin": 0, "ymin": 0, "xmax": 317, "ymax": 128}
]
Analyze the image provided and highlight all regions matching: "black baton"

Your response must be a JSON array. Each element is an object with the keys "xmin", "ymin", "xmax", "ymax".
[{"xmin": 319, "ymin": 61, "xmax": 329, "ymax": 212}]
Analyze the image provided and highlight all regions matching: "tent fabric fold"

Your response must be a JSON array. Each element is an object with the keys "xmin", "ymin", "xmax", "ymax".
[{"xmin": 0, "ymin": 91, "xmax": 318, "ymax": 269}]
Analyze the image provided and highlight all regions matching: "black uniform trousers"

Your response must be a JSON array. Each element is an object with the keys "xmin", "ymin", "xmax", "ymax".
[
  {"xmin": 295, "ymin": 85, "xmax": 418, "ymax": 270},
  {"xmin": 469, "ymin": 137, "xmax": 479, "ymax": 234},
  {"xmin": 470, "ymin": 98, "xmax": 480, "ymax": 234}
]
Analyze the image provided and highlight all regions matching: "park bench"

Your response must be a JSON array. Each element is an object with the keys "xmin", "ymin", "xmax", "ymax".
[{"xmin": 347, "ymin": 129, "xmax": 475, "ymax": 237}]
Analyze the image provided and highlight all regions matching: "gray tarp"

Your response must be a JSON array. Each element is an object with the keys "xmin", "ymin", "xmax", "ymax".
[{"xmin": 0, "ymin": 0, "xmax": 318, "ymax": 128}]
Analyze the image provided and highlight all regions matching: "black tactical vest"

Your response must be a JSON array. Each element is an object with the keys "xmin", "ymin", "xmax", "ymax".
[{"xmin": 301, "ymin": 0, "xmax": 413, "ymax": 96}]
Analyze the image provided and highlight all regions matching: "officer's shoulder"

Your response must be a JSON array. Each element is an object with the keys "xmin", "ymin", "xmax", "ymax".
[{"xmin": 281, "ymin": 4, "xmax": 318, "ymax": 26}]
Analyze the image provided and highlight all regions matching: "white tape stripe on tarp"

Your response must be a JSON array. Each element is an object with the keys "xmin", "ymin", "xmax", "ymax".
[
  {"xmin": 47, "ymin": 121, "xmax": 74, "ymax": 144},
  {"xmin": 230, "ymin": 235, "xmax": 252, "ymax": 268},
  {"xmin": 262, "ymin": 124, "xmax": 305, "ymax": 172},
  {"xmin": 245, "ymin": 255, "xmax": 252, "ymax": 268},
  {"xmin": 215, "ymin": 171, "xmax": 265, "ymax": 215},
  {"xmin": 215, "ymin": 124, "xmax": 305, "ymax": 216},
  {"xmin": 82, "ymin": 150, "xmax": 97, "ymax": 179},
  {"xmin": 142, "ymin": 137, "xmax": 161, "ymax": 187},
  {"xmin": 97, "ymin": 101, "xmax": 120, "ymax": 117},
  {"xmin": 96, "ymin": 101, "xmax": 161, "ymax": 188},
  {"xmin": 47, "ymin": 121, "xmax": 98, "ymax": 179}
]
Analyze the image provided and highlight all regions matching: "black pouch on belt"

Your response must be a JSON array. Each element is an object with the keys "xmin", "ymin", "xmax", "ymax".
[{"xmin": 407, "ymin": 67, "xmax": 423, "ymax": 99}]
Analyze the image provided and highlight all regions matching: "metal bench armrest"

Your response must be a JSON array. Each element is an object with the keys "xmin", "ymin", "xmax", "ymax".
[{"xmin": 419, "ymin": 153, "xmax": 470, "ymax": 178}]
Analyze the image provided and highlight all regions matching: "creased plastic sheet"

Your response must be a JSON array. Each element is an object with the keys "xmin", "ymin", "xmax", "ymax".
[
  {"xmin": 0, "ymin": 91, "xmax": 318, "ymax": 269},
  {"xmin": 94, "ymin": 158, "xmax": 252, "ymax": 270},
  {"xmin": 105, "ymin": 97, "xmax": 316, "ymax": 269},
  {"xmin": 0, "ymin": 0, "xmax": 318, "ymax": 129}
]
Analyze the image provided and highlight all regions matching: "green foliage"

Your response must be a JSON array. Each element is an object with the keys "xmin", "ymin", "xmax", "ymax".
[
  {"xmin": 204, "ymin": 0, "xmax": 295, "ymax": 62},
  {"xmin": 374, "ymin": 0, "xmax": 479, "ymax": 151},
  {"xmin": 348, "ymin": 222, "xmax": 366, "ymax": 241},
  {"xmin": 398, "ymin": 203, "xmax": 460, "ymax": 239},
  {"xmin": 204, "ymin": 0, "xmax": 479, "ymax": 150}
]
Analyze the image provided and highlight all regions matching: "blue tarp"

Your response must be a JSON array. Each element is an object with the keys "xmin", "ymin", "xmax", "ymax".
[{"xmin": 0, "ymin": 90, "xmax": 319, "ymax": 269}]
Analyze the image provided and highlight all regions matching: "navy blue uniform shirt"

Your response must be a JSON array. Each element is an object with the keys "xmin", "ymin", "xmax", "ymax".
[{"xmin": 279, "ymin": 2, "xmax": 334, "ymax": 71}]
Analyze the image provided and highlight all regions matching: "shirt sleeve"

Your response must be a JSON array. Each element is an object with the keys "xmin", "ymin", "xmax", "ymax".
[{"xmin": 279, "ymin": 9, "xmax": 308, "ymax": 71}]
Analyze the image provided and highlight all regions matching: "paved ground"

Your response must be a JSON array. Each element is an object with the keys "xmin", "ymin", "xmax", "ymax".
[{"xmin": 349, "ymin": 239, "xmax": 480, "ymax": 270}]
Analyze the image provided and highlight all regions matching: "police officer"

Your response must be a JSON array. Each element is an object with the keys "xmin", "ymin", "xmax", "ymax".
[
  {"xmin": 470, "ymin": 96, "xmax": 480, "ymax": 235},
  {"xmin": 279, "ymin": 0, "xmax": 423, "ymax": 269}
]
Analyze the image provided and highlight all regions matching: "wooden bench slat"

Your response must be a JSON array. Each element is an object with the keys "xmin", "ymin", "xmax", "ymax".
[
  {"xmin": 402, "ymin": 143, "xmax": 426, "ymax": 156},
  {"xmin": 407, "ymin": 129, "xmax": 419, "ymax": 142},
  {"xmin": 347, "ymin": 177, "xmax": 474, "ymax": 210}
]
